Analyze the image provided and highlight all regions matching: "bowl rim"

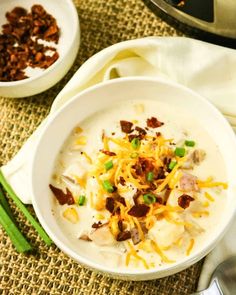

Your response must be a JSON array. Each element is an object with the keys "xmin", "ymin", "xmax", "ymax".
[
  {"xmin": 31, "ymin": 76, "xmax": 236, "ymax": 277},
  {"xmin": 0, "ymin": 0, "xmax": 79, "ymax": 87}
]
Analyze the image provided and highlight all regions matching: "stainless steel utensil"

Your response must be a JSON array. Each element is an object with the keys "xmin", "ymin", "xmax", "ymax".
[{"xmin": 193, "ymin": 256, "xmax": 236, "ymax": 295}]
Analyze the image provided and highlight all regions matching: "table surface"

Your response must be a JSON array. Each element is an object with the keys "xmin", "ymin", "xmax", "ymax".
[{"xmin": 0, "ymin": 0, "xmax": 205, "ymax": 294}]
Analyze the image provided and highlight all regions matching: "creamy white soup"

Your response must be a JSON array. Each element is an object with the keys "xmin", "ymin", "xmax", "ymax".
[{"xmin": 50, "ymin": 100, "xmax": 227, "ymax": 270}]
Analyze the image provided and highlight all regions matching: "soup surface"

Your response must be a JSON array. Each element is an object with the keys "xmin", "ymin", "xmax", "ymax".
[{"xmin": 50, "ymin": 100, "xmax": 227, "ymax": 270}]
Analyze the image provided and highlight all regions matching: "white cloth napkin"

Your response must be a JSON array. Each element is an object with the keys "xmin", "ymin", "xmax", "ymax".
[{"xmin": 2, "ymin": 36, "xmax": 236, "ymax": 289}]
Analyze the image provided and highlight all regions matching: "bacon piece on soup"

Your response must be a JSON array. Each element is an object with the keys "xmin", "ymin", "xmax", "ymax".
[
  {"xmin": 146, "ymin": 117, "xmax": 164, "ymax": 128},
  {"xmin": 106, "ymin": 197, "xmax": 115, "ymax": 213},
  {"xmin": 178, "ymin": 194, "xmax": 194, "ymax": 209},
  {"xmin": 128, "ymin": 204, "xmax": 150, "ymax": 218},
  {"xmin": 100, "ymin": 150, "xmax": 116, "ymax": 156},
  {"xmin": 49, "ymin": 184, "xmax": 74, "ymax": 205},
  {"xmin": 79, "ymin": 234, "xmax": 92, "ymax": 242},
  {"xmin": 117, "ymin": 231, "xmax": 131, "ymax": 242},
  {"xmin": 120, "ymin": 120, "xmax": 133, "ymax": 133}
]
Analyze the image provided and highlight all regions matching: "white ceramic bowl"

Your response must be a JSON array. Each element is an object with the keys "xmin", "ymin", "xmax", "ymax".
[
  {"xmin": 0, "ymin": 0, "xmax": 80, "ymax": 98},
  {"xmin": 31, "ymin": 77, "xmax": 236, "ymax": 280}
]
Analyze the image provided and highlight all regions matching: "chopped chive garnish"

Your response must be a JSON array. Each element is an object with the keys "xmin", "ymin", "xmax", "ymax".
[
  {"xmin": 78, "ymin": 195, "xmax": 86, "ymax": 206},
  {"xmin": 130, "ymin": 152, "xmax": 139, "ymax": 159},
  {"xmin": 185, "ymin": 140, "xmax": 195, "ymax": 147},
  {"xmin": 168, "ymin": 160, "xmax": 177, "ymax": 170},
  {"xmin": 174, "ymin": 147, "xmax": 186, "ymax": 157},
  {"xmin": 131, "ymin": 137, "xmax": 141, "ymax": 150},
  {"xmin": 104, "ymin": 160, "xmax": 113, "ymax": 171},
  {"xmin": 143, "ymin": 194, "xmax": 156, "ymax": 205},
  {"xmin": 102, "ymin": 180, "xmax": 114, "ymax": 193},
  {"xmin": 146, "ymin": 171, "xmax": 154, "ymax": 182}
]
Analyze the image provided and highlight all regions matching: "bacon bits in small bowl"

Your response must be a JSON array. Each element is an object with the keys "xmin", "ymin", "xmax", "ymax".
[
  {"xmin": 31, "ymin": 78, "xmax": 236, "ymax": 280},
  {"xmin": 0, "ymin": 0, "xmax": 80, "ymax": 97}
]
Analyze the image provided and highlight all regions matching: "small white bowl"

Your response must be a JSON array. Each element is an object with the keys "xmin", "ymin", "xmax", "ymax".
[
  {"xmin": 0, "ymin": 0, "xmax": 80, "ymax": 98},
  {"xmin": 31, "ymin": 77, "xmax": 236, "ymax": 280}
]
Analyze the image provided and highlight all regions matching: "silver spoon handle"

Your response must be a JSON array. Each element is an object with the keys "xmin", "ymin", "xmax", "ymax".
[{"xmin": 192, "ymin": 279, "xmax": 223, "ymax": 295}]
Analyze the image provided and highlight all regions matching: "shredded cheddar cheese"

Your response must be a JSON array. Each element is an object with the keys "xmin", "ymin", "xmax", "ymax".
[
  {"xmin": 204, "ymin": 192, "xmax": 215, "ymax": 202},
  {"xmin": 186, "ymin": 239, "xmax": 195, "ymax": 256},
  {"xmin": 151, "ymin": 240, "xmax": 175, "ymax": 263},
  {"xmin": 198, "ymin": 179, "xmax": 228, "ymax": 189},
  {"xmin": 155, "ymin": 157, "xmax": 186, "ymax": 193},
  {"xmin": 82, "ymin": 152, "xmax": 92, "ymax": 164},
  {"xmin": 126, "ymin": 241, "xmax": 149, "ymax": 269},
  {"xmin": 192, "ymin": 211, "xmax": 209, "ymax": 218},
  {"xmin": 52, "ymin": 114, "xmax": 229, "ymax": 270},
  {"xmin": 132, "ymin": 217, "xmax": 144, "ymax": 241}
]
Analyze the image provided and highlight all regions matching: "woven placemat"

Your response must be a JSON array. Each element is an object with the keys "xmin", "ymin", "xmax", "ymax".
[{"xmin": 0, "ymin": 0, "xmax": 204, "ymax": 294}]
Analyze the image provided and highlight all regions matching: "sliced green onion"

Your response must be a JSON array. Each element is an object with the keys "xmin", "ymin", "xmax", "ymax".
[
  {"xmin": 143, "ymin": 194, "xmax": 156, "ymax": 205},
  {"xmin": 168, "ymin": 160, "xmax": 177, "ymax": 170},
  {"xmin": 174, "ymin": 147, "xmax": 186, "ymax": 157},
  {"xmin": 0, "ymin": 186, "xmax": 15, "ymax": 222},
  {"xmin": 131, "ymin": 137, "xmax": 141, "ymax": 150},
  {"xmin": 104, "ymin": 160, "xmax": 113, "ymax": 171},
  {"xmin": 130, "ymin": 152, "xmax": 139, "ymax": 159},
  {"xmin": 146, "ymin": 171, "xmax": 154, "ymax": 182},
  {"xmin": 78, "ymin": 195, "xmax": 86, "ymax": 206},
  {"xmin": 0, "ymin": 170, "xmax": 52, "ymax": 246},
  {"xmin": 102, "ymin": 180, "xmax": 114, "ymax": 193},
  {"xmin": 185, "ymin": 140, "xmax": 195, "ymax": 147},
  {"xmin": 0, "ymin": 203, "xmax": 32, "ymax": 253}
]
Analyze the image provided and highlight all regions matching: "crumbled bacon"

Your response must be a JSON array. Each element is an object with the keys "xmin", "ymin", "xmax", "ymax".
[
  {"xmin": 79, "ymin": 234, "xmax": 92, "ymax": 241},
  {"xmin": 105, "ymin": 197, "xmax": 115, "ymax": 213},
  {"xmin": 119, "ymin": 176, "xmax": 126, "ymax": 186},
  {"xmin": 135, "ymin": 126, "xmax": 147, "ymax": 138},
  {"xmin": 178, "ymin": 194, "xmax": 194, "ymax": 209},
  {"xmin": 118, "ymin": 220, "xmax": 123, "ymax": 232},
  {"xmin": 127, "ymin": 126, "xmax": 147, "ymax": 142},
  {"xmin": 116, "ymin": 196, "xmax": 126, "ymax": 206},
  {"xmin": 116, "ymin": 230, "xmax": 131, "ymax": 241},
  {"xmin": 149, "ymin": 182, "xmax": 157, "ymax": 190},
  {"xmin": 115, "ymin": 207, "xmax": 121, "ymax": 215},
  {"xmin": 92, "ymin": 221, "xmax": 103, "ymax": 229},
  {"xmin": 0, "ymin": 5, "xmax": 60, "ymax": 81},
  {"xmin": 128, "ymin": 134, "xmax": 138, "ymax": 142},
  {"xmin": 155, "ymin": 196, "xmax": 163, "ymax": 204},
  {"xmin": 128, "ymin": 204, "xmax": 150, "ymax": 218},
  {"xmin": 132, "ymin": 162, "xmax": 143, "ymax": 176},
  {"xmin": 130, "ymin": 227, "xmax": 141, "ymax": 245},
  {"xmin": 120, "ymin": 120, "xmax": 133, "ymax": 133},
  {"xmin": 100, "ymin": 150, "xmax": 116, "ymax": 156},
  {"xmin": 163, "ymin": 187, "xmax": 171, "ymax": 204},
  {"xmin": 163, "ymin": 156, "xmax": 171, "ymax": 167},
  {"xmin": 147, "ymin": 117, "xmax": 164, "ymax": 128},
  {"xmin": 133, "ymin": 190, "xmax": 142, "ymax": 205},
  {"xmin": 154, "ymin": 166, "xmax": 165, "ymax": 180},
  {"xmin": 49, "ymin": 184, "xmax": 74, "ymax": 205},
  {"xmin": 139, "ymin": 157, "xmax": 154, "ymax": 175}
]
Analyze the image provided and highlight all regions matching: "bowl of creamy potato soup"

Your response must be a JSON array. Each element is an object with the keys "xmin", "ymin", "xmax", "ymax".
[{"xmin": 31, "ymin": 77, "xmax": 236, "ymax": 280}]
